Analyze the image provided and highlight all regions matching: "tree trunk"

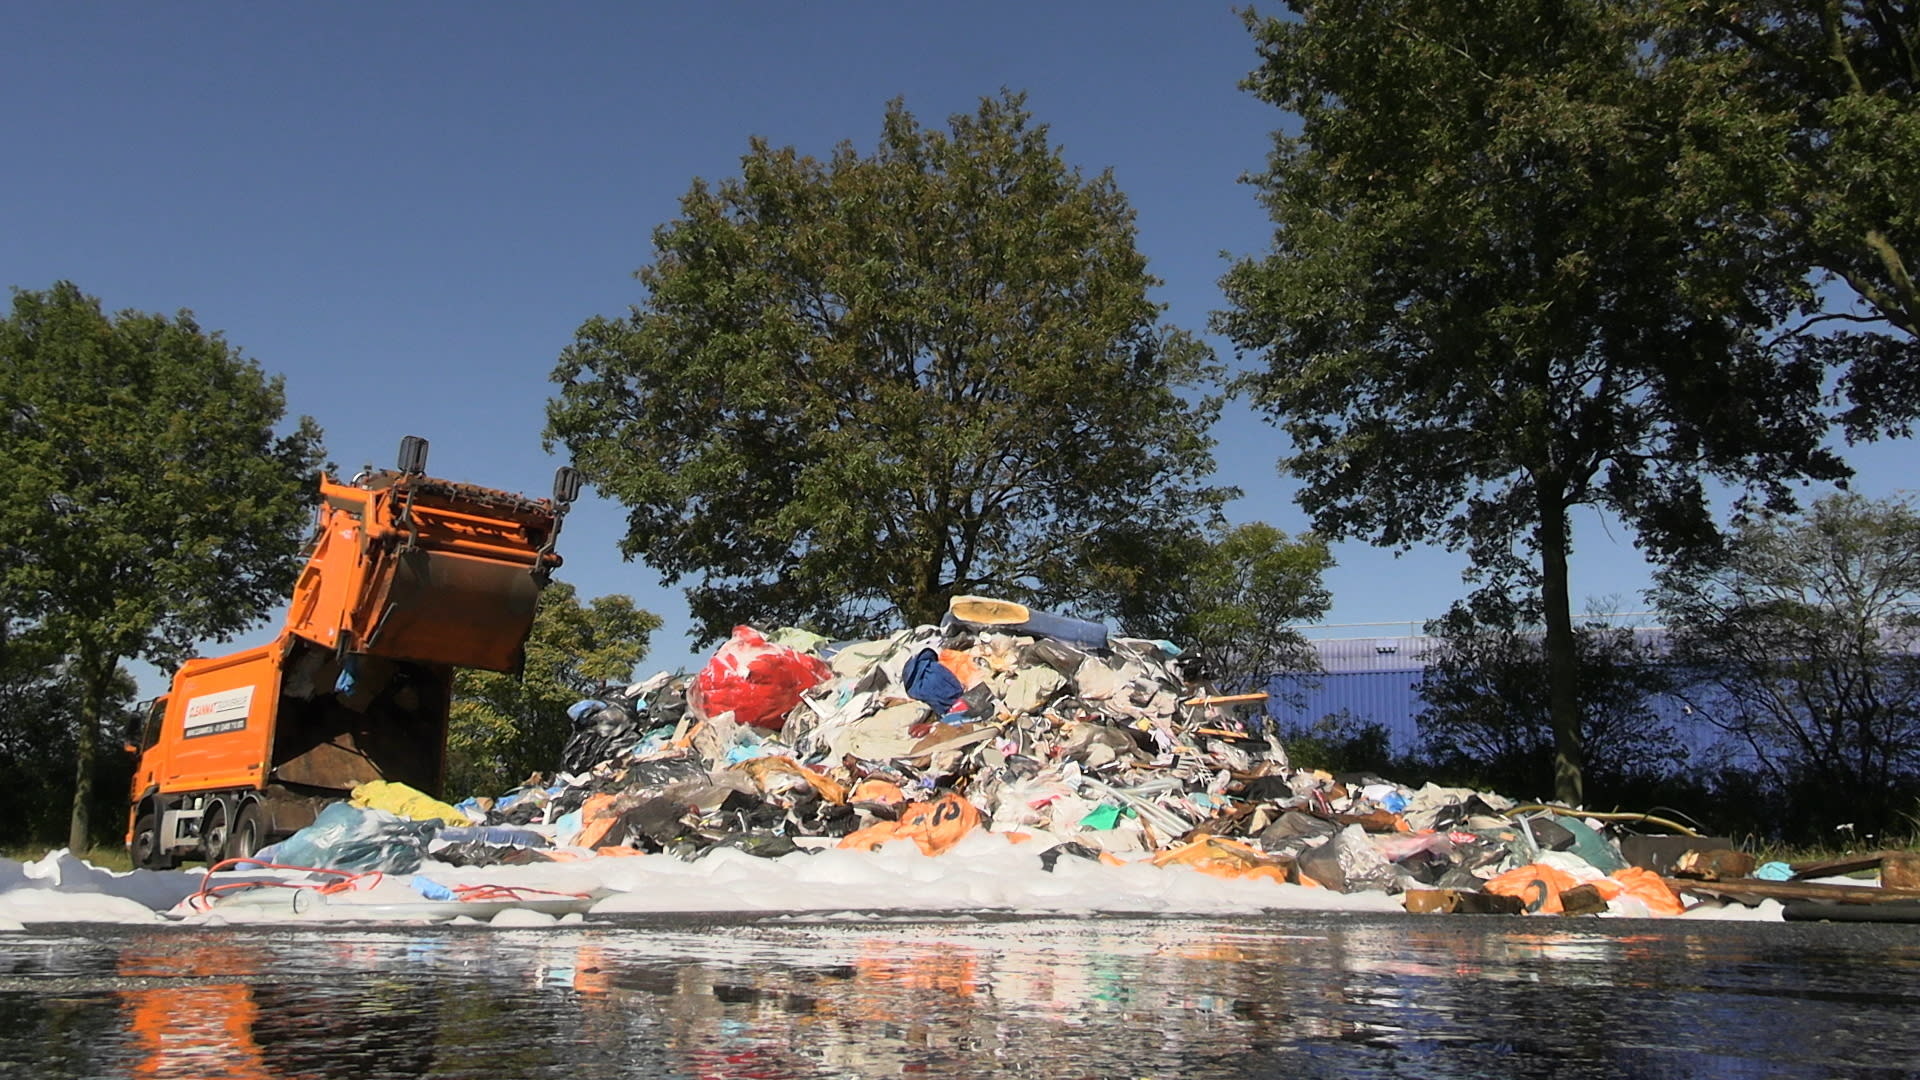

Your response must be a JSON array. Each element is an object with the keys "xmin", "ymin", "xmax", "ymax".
[
  {"xmin": 1536, "ymin": 492, "xmax": 1585, "ymax": 807},
  {"xmin": 67, "ymin": 676, "xmax": 99, "ymax": 855},
  {"xmin": 66, "ymin": 651, "xmax": 116, "ymax": 854},
  {"xmin": 897, "ymin": 554, "xmax": 948, "ymax": 629}
]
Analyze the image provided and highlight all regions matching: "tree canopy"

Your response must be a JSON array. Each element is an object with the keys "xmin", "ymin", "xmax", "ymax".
[
  {"xmin": 1218, "ymin": 1, "xmax": 1845, "ymax": 806},
  {"xmin": 1652, "ymin": 493, "xmax": 1920, "ymax": 837},
  {"xmin": 1653, "ymin": 0, "xmax": 1919, "ymax": 435},
  {"xmin": 548, "ymin": 92, "xmax": 1231, "ymax": 644},
  {"xmin": 449, "ymin": 581, "xmax": 660, "ymax": 797},
  {"xmin": 1093, "ymin": 522, "xmax": 1333, "ymax": 691},
  {"xmin": 0, "ymin": 282, "xmax": 325, "ymax": 850}
]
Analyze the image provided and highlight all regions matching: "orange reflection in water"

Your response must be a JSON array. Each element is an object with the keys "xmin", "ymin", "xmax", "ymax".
[
  {"xmin": 118, "ymin": 935, "xmax": 285, "ymax": 1080},
  {"xmin": 853, "ymin": 941, "xmax": 979, "ymax": 1000}
]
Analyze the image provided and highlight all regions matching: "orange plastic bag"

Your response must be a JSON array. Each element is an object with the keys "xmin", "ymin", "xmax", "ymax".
[
  {"xmin": 1608, "ymin": 866, "xmax": 1686, "ymax": 916},
  {"xmin": 742, "ymin": 756, "xmax": 847, "ymax": 804},
  {"xmin": 1150, "ymin": 836, "xmax": 1291, "ymax": 884},
  {"xmin": 938, "ymin": 648, "xmax": 986, "ymax": 689},
  {"xmin": 573, "ymin": 793, "xmax": 622, "ymax": 850},
  {"xmin": 1484, "ymin": 863, "xmax": 1582, "ymax": 913},
  {"xmin": 839, "ymin": 793, "xmax": 981, "ymax": 856},
  {"xmin": 849, "ymin": 779, "xmax": 907, "ymax": 809}
]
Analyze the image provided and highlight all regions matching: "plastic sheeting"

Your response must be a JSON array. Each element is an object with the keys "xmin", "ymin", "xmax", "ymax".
[{"xmin": 265, "ymin": 803, "xmax": 440, "ymax": 873}]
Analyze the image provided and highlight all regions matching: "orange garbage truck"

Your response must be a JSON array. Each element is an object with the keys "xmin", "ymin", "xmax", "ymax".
[{"xmin": 124, "ymin": 436, "xmax": 581, "ymax": 869}]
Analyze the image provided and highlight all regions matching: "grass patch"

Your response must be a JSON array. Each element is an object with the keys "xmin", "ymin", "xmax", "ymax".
[
  {"xmin": 1754, "ymin": 840, "xmax": 1918, "ymax": 865},
  {"xmin": 2, "ymin": 845, "xmax": 135, "ymax": 872}
]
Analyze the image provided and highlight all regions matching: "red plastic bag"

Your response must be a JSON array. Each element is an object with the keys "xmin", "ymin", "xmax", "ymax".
[{"xmin": 688, "ymin": 626, "xmax": 833, "ymax": 731}]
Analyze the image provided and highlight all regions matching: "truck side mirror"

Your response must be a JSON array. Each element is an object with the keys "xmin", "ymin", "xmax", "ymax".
[
  {"xmin": 397, "ymin": 435, "xmax": 430, "ymax": 476},
  {"xmin": 552, "ymin": 466, "xmax": 583, "ymax": 506}
]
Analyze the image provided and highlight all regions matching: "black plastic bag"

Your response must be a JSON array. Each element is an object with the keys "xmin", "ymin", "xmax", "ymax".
[{"xmin": 561, "ymin": 702, "xmax": 646, "ymax": 773}]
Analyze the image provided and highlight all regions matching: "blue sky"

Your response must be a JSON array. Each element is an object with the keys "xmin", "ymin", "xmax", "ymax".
[{"xmin": 7, "ymin": 3, "xmax": 1908, "ymax": 687}]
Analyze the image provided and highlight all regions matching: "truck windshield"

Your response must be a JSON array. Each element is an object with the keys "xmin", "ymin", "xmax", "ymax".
[{"xmin": 140, "ymin": 699, "xmax": 166, "ymax": 751}]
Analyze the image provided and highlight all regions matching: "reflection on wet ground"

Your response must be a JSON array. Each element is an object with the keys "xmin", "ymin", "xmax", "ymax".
[{"xmin": 1, "ymin": 913, "xmax": 1917, "ymax": 1078}]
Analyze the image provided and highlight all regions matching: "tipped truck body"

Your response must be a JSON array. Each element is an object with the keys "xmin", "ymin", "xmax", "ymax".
[{"xmin": 126, "ymin": 438, "xmax": 578, "ymax": 868}]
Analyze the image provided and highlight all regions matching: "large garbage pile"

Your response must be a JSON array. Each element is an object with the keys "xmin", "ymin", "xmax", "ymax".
[{"xmin": 302, "ymin": 598, "xmax": 1688, "ymax": 919}]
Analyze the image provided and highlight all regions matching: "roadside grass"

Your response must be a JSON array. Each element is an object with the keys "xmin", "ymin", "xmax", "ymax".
[
  {"xmin": 2, "ymin": 844, "xmax": 229, "ymax": 872},
  {"xmin": 2, "ymin": 845, "xmax": 136, "ymax": 872},
  {"xmin": 1752, "ymin": 831, "xmax": 1919, "ymax": 876}
]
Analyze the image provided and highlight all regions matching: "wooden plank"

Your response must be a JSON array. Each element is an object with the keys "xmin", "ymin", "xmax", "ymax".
[
  {"xmin": 1788, "ymin": 850, "xmax": 1920, "ymax": 887},
  {"xmin": 1666, "ymin": 877, "xmax": 1920, "ymax": 906},
  {"xmin": 1789, "ymin": 853, "xmax": 1884, "ymax": 880},
  {"xmin": 1182, "ymin": 692, "xmax": 1270, "ymax": 707}
]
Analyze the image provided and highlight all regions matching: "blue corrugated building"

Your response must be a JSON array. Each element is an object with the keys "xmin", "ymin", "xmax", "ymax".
[
  {"xmin": 1265, "ymin": 636, "xmax": 1435, "ymax": 752},
  {"xmin": 1259, "ymin": 629, "xmax": 1750, "ymax": 762}
]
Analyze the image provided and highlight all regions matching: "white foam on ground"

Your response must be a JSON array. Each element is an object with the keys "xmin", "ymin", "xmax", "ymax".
[
  {"xmin": 0, "ymin": 888, "xmax": 168, "ymax": 925},
  {"xmin": 1676, "ymin": 897, "xmax": 1789, "ymax": 921},
  {"xmin": 0, "ymin": 840, "xmax": 1828, "ymax": 926},
  {"xmin": 577, "ymin": 835, "xmax": 1404, "ymax": 917},
  {"xmin": 490, "ymin": 908, "xmax": 559, "ymax": 927},
  {"xmin": 0, "ymin": 850, "xmax": 199, "ymax": 926}
]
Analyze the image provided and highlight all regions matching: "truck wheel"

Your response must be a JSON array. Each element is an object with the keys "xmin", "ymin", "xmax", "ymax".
[
  {"xmin": 202, "ymin": 804, "xmax": 230, "ymax": 865},
  {"xmin": 229, "ymin": 804, "xmax": 266, "ymax": 864},
  {"xmin": 132, "ymin": 813, "xmax": 178, "ymax": 871}
]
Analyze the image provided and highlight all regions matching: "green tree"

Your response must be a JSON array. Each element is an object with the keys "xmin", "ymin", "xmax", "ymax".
[
  {"xmin": 1654, "ymin": 1, "xmax": 1919, "ymax": 434},
  {"xmin": 1218, "ymin": 1, "xmax": 1844, "ymax": 806},
  {"xmin": 1652, "ymin": 493, "xmax": 1920, "ymax": 837},
  {"xmin": 0, "ymin": 609, "xmax": 142, "ymax": 851},
  {"xmin": 1093, "ymin": 522, "xmax": 1333, "ymax": 690},
  {"xmin": 0, "ymin": 282, "xmax": 325, "ymax": 851},
  {"xmin": 448, "ymin": 581, "xmax": 661, "ymax": 797},
  {"xmin": 548, "ymin": 92, "xmax": 1231, "ymax": 643},
  {"xmin": 0, "ymin": 618, "xmax": 81, "ymax": 846},
  {"xmin": 1417, "ymin": 595, "xmax": 1685, "ymax": 803}
]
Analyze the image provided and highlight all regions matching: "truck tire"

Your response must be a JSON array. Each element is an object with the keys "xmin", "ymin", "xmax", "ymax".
[
  {"xmin": 202, "ymin": 803, "xmax": 231, "ymax": 866},
  {"xmin": 229, "ymin": 803, "xmax": 266, "ymax": 864},
  {"xmin": 132, "ymin": 813, "xmax": 178, "ymax": 871}
]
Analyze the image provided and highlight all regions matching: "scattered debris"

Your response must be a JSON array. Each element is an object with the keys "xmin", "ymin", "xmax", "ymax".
[{"xmin": 212, "ymin": 598, "xmax": 1911, "ymax": 922}]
